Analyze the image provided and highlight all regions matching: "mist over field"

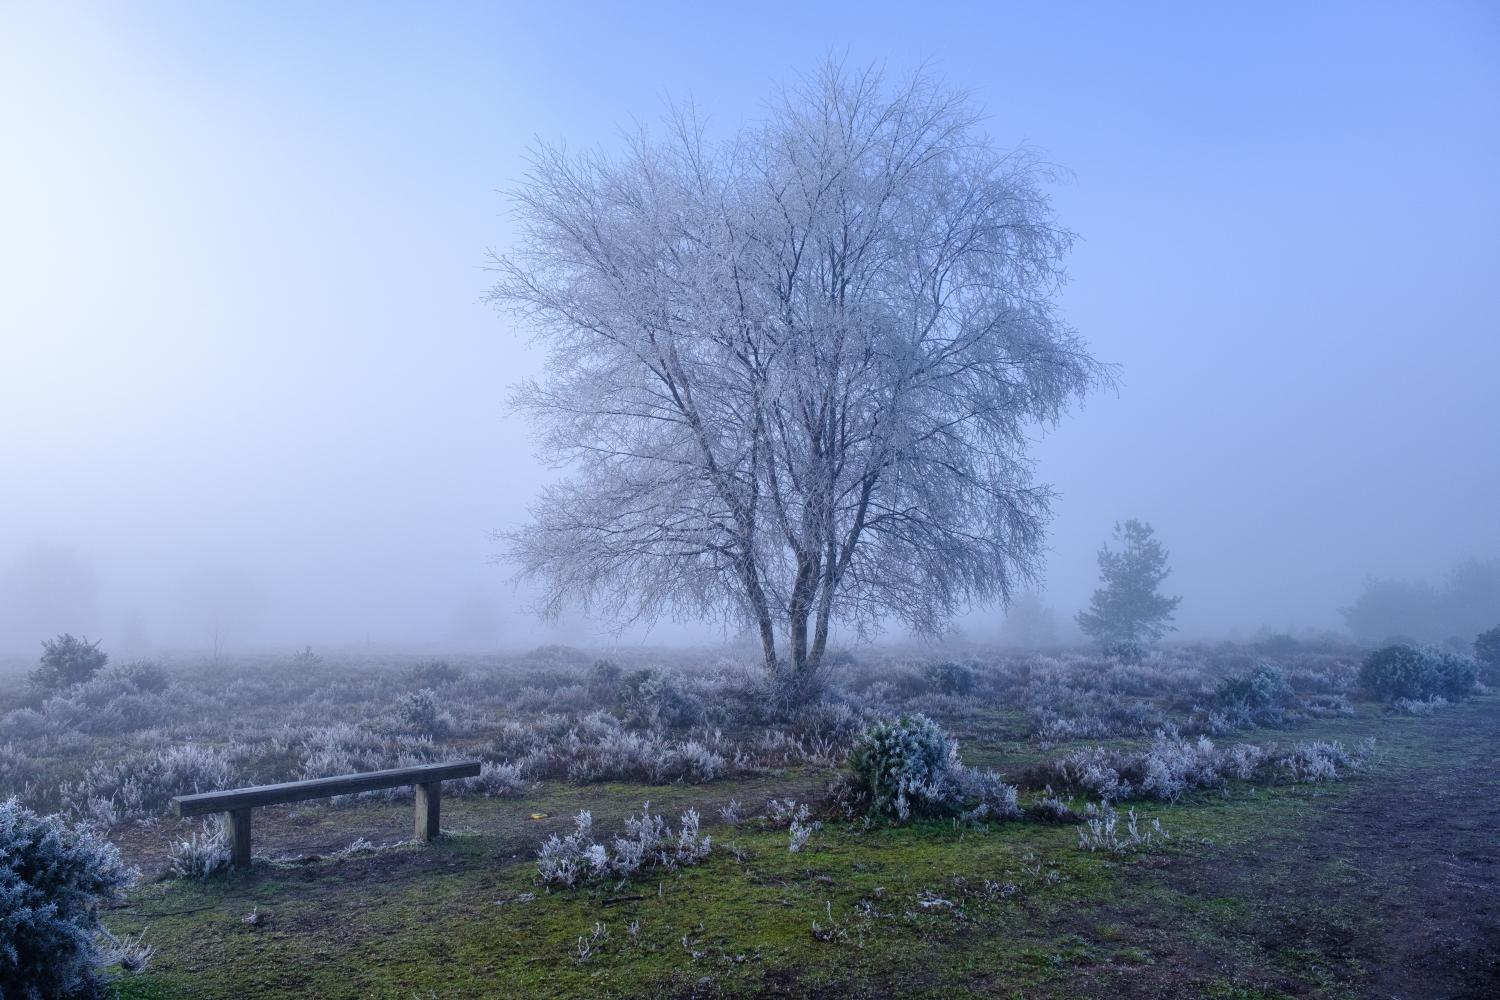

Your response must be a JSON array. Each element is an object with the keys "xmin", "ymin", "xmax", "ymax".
[
  {"xmin": 2, "ymin": 1, "xmax": 1497, "ymax": 659},
  {"xmin": 6, "ymin": 6, "xmax": 1500, "ymax": 1000}
]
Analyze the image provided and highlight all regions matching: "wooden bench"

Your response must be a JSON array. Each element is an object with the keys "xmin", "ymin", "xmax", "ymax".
[{"xmin": 170, "ymin": 760, "xmax": 482, "ymax": 869}]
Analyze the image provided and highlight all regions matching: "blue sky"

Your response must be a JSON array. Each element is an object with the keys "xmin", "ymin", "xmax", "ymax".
[{"xmin": 1, "ymin": 1, "xmax": 1496, "ymax": 651}]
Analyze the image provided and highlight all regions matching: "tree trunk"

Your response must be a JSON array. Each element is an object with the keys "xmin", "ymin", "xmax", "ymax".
[{"xmin": 755, "ymin": 610, "xmax": 778, "ymax": 677}]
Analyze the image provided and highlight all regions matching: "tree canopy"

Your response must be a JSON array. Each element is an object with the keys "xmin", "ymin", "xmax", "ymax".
[
  {"xmin": 488, "ymin": 63, "xmax": 1109, "ymax": 687},
  {"xmin": 1076, "ymin": 520, "xmax": 1181, "ymax": 653}
]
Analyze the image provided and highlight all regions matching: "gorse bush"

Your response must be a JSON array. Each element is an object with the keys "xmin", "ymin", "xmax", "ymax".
[
  {"xmin": 1215, "ymin": 663, "xmax": 1294, "ymax": 725},
  {"xmin": 849, "ymin": 715, "xmax": 954, "ymax": 819},
  {"xmin": 0, "ymin": 797, "xmax": 143, "ymax": 997},
  {"xmin": 29, "ymin": 634, "xmax": 108, "ymax": 694},
  {"xmin": 848, "ymin": 715, "xmax": 1019, "ymax": 823},
  {"xmin": 1359, "ymin": 645, "xmax": 1477, "ymax": 703}
]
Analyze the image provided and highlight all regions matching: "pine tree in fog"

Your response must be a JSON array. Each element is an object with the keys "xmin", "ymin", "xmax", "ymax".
[
  {"xmin": 487, "ymin": 63, "xmax": 1109, "ymax": 691},
  {"xmin": 1076, "ymin": 520, "xmax": 1181, "ymax": 655}
]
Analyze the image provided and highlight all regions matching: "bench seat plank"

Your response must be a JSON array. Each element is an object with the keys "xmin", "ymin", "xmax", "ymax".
[{"xmin": 170, "ymin": 760, "xmax": 481, "ymax": 817}]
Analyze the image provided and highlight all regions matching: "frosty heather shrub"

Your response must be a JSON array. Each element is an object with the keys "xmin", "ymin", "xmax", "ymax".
[
  {"xmin": 1, "ymin": 708, "xmax": 51, "ymax": 741},
  {"xmin": 787, "ymin": 816, "xmax": 819, "ymax": 853},
  {"xmin": 294, "ymin": 724, "xmax": 437, "ymax": 799},
  {"xmin": 1038, "ymin": 732, "xmax": 1371, "ymax": 802},
  {"xmin": 922, "ymin": 661, "xmax": 976, "ymax": 697},
  {"xmin": 536, "ymin": 803, "xmax": 711, "ymax": 889},
  {"xmin": 109, "ymin": 659, "xmax": 170, "ymax": 695},
  {"xmin": 168, "ymin": 819, "xmax": 232, "ymax": 879},
  {"xmin": 1029, "ymin": 789, "xmax": 1078, "ymax": 823},
  {"xmin": 848, "ymin": 715, "xmax": 1019, "ymax": 823},
  {"xmin": 64, "ymin": 742, "xmax": 235, "ymax": 826},
  {"xmin": 393, "ymin": 688, "xmax": 453, "ymax": 738},
  {"xmin": 452, "ymin": 761, "xmax": 529, "ymax": 799},
  {"xmin": 764, "ymin": 798, "xmax": 814, "ymax": 829},
  {"xmin": 620, "ymin": 669, "xmax": 706, "ymax": 729},
  {"xmin": 1393, "ymin": 695, "xmax": 1448, "ymax": 716},
  {"xmin": 585, "ymin": 659, "xmax": 623, "ymax": 702},
  {"xmin": 515, "ymin": 712, "xmax": 726, "ymax": 785},
  {"xmin": 0, "ymin": 797, "xmax": 142, "ymax": 997},
  {"xmin": 1431, "ymin": 651, "xmax": 1480, "ymax": 700},
  {"xmin": 1269, "ymin": 738, "xmax": 1373, "ymax": 783},
  {"xmin": 1076, "ymin": 803, "xmax": 1168, "ymax": 854}
]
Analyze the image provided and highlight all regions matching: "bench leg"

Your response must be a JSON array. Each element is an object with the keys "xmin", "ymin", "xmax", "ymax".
[
  {"xmin": 226, "ymin": 809, "xmax": 252, "ymax": 870},
  {"xmin": 414, "ymin": 781, "xmax": 440, "ymax": 842}
]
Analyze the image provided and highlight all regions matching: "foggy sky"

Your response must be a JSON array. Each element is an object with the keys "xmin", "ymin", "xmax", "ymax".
[{"xmin": 2, "ymin": 1, "xmax": 1497, "ymax": 655}]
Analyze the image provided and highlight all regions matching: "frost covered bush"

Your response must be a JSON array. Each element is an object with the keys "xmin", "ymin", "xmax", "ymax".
[
  {"xmin": 452, "ymin": 761, "xmax": 529, "ymax": 799},
  {"xmin": 1359, "ymin": 645, "xmax": 1476, "ymax": 702},
  {"xmin": 1103, "ymin": 639, "xmax": 1149, "ymax": 664},
  {"xmin": 1271, "ymin": 738, "xmax": 1373, "ymax": 783},
  {"xmin": 922, "ymin": 661, "xmax": 976, "ymax": 697},
  {"xmin": 585, "ymin": 659, "xmax": 623, "ymax": 702},
  {"xmin": 1076, "ymin": 803, "xmax": 1167, "ymax": 855},
  {"xmin": 849, "ymin": 714, "xmax": 953, "ymax": 819},
  {"xmin": 29, "ymin": 634, "xmax": 109, "ymax": 694},
  {"xmin": 1475, "ymin": 626, "xmax": 1500, "ymax": 675},
  {"xmin": 1393, "ymin": 696, "xmax": 1448, "ymax": 716},
  {"xmin": 761, "ymin": 798, "xmax": 825, "ymax": 851},
  {"xmin": 109, "ymin": 660, "xmax": 170, "ymax": 695},
  {"xmin": 1029, "ymin": 790, "xmax": 1078, "ymax": 823},
  {"xmin": 511, "ymin": 712, "xmax": 725, "ymax": 785},
  {"xmin": 405, "ymin": 659, "xmax": 463, "ymax": 688},
  {"xmin": 848, "ymin": 715, "xmax": 1019, "ymax": 823},
  {"xmin": 0, "ymin": 797, "xmax": 144, "ymax": 996},
  {"xmin": 787, "ymin": 816, "xmax": 819, "ymax": 853},
  {"xmin": 1037, "ymin": 731, "xmax": 1372, "ymax": 802},
  {"xmin": 45, "ymin": 677, "xmax": 170, "ymax": 737},
  {"xmin": 619, "ymin": 669, "xmax": 706, "ymax": 729},
  {"xmin": 2, "ymin": 708, "xmax": 52, "ymax": 741},
  {"xmin": 1042, "ymin": 730, "xmax": 1231, "ymax": 802},
  {"xmin": 536, "ymin": 803, "xmax": 711, "ymax": 888},
  {"xmin": 393, "ymin": 688, "xmax": 453, "ymax": 738},
  {"xmin": 1023, "ymin": 676, "xmax": 1169, "ymax": 741},
  {"xmin": 1215, "ymin": 663, "xmax": 1294, "ymax": 725},
  {"xmin": 286, "ymin": 725, "xmax": 440, "ymax": 804},
  {"xmin": 168, "ymin": 819, "xmax": 231, "ymax": 879},
  {"xmin": 63, "ymin": 743, "xmax": 235, "ymax": 826}
]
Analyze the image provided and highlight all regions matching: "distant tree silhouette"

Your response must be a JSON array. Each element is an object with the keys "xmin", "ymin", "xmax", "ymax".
[
  {"xmin": 29, "ymin": 633, "xmax": 107, "ymax": 693},
  {"xmin": 1076, "ymin": 520, "xmax": 1181, "ymax": 655}
]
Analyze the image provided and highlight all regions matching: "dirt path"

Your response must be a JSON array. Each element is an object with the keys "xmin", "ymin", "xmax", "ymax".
[{"xmin": 1161, "ymin": 698, "xmax": 1500, "ymax": 999}]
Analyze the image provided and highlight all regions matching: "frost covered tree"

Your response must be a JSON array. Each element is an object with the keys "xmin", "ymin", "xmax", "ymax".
[
  {"xmin": 29, "ymin": 633, "xmax": 108, "ymax": 694},
  {"xmin": 1076, "ymin": 520, "xmax": 1181, "ymax": 655},
  {"xmin": 487, "ymin": 64, "xmax": 1109, "ymax": 693}
]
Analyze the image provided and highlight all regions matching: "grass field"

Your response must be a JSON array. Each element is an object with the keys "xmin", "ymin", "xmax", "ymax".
[{"xmin": 82, "ymin": 672, "xmax": 1496, "ymax": 999}]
